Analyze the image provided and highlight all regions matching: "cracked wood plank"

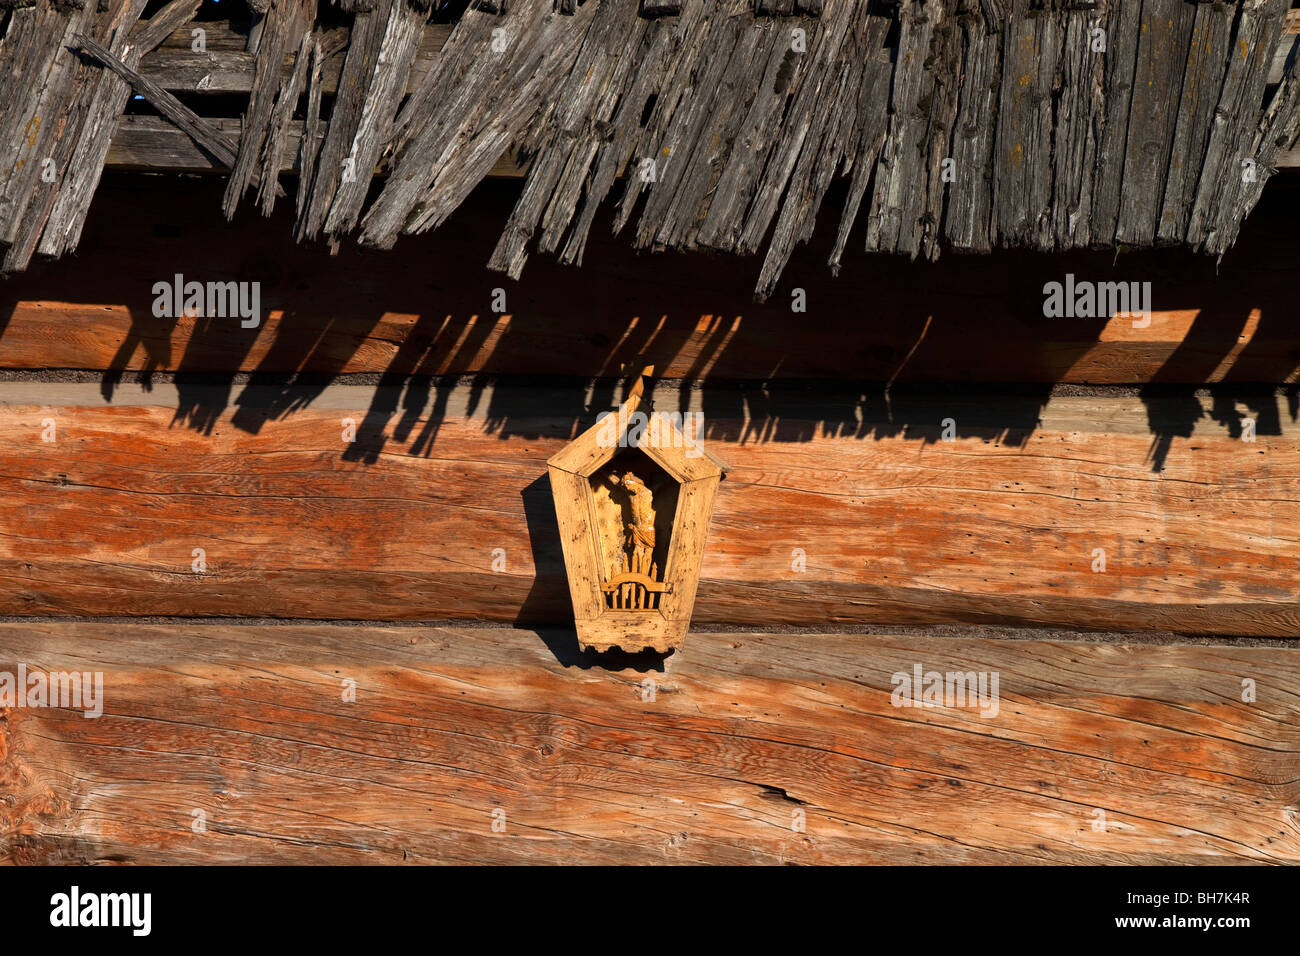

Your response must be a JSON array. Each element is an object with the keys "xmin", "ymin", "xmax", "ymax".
[
  {"xmin": 8, "ymin": 0, "xmax": 1300, "ymax": 289},
  {"xmin": 35, "ymin": 0, "xmax": 202, "ymax": 262},
  {"xmin": 256, "ymin": 22, "xmax": 312, "ymax": 216},
  {"xmin": 72, "ymin": 33, "xmax": 240, "ymax": 168},
  {"xmin": 296, "ymin": 1, "xmax": 387, "ymax": 240},
  {"xmin": 752, "ymin": 8, "xmax": 875, "ymax": 296},
  {"xmin": 1, "ymin": 0, "xmax": 142, "ymax": 273},
  {"xmin": 1089, "ymin": 0, "xmax": 1143, "ymax": 245},
  {"xmin": 1185, "ymin": 0, "xmax": 1291, "ymax": 252},
  {"xmin": 1155, "ymin": 0, "xmax": 1234, "ymax": 244},
  {"xmin": 222, "ymin": 0, "xmax": 313, "ymax": 219},
  {"xmin": 1, "ymin": 622, "xmax": 1296, "ymax": 864},
  {"xmin": 102, "ymin": 114, "xmax": 528, "ymax": 177},
  {"xmin": 944, "ymin": 7, "xmax": 1001, "ymax": 253},
  {"xmin": 990, "ymin": 0, "xmax": 1060, "ymax": 250},
  {"xmin": 320, "ymin": 0, "xmax": 427, "ymax": 237},
  {"xmin": 865, "ymin": 0, "xmax": 959, "ymax": 258},
  {"xmin": 1050, "ymin": 9, "xmax": 1104, "ymax": 250},
  {"xmin": 1113, "ymin": 0, "xmax": 1196, "ymax": 247},
  {"xmin": 138, "ymin": 18, "xmax": 451, "ymax": 95},
  {"xmin": 488, "ymin": 0, "xmax": 649, "ymax": 277},
  {"xmin": 0, "ymin": 383, "xmax": 1298, "ymax": 635},
  {"xmin": 1200, "ymin": 16, "xmax": 1300, "ymax": 255},
  {"xmin": 0, "ymin": 0, "xmax": 98, "ymax": 259},
  {"xmin": 360, "ymin": 0, "xmax": 596, "ymax": 250}
]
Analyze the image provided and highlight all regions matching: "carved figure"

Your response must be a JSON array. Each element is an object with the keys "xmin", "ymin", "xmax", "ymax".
[{"xmin": 610, "ymin": 470, "xmax": 656, "ymax": 578}]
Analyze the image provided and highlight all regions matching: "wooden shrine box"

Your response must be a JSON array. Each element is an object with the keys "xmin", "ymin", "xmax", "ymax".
[{"xmin": 546, "ymin": 374, "xmax": 727, "ymax": 653}]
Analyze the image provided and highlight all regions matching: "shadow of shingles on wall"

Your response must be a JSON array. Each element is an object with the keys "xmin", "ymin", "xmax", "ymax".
[
  {"xmin": 1138, "ymin": 304, "xmax": 1247, "ymax": 472},
  {"xmin": 3, "ymin": 174, "xmax": 1300, "ymax": 458},
  {"xmin": 1137, "ymin": 235, "xmax": 1300, "ymax": 471}
]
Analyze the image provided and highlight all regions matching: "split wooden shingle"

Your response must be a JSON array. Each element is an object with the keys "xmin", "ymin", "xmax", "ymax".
[{"xmin": 1, "ymin": 0, "xmax": 1298, "ymax": 296}]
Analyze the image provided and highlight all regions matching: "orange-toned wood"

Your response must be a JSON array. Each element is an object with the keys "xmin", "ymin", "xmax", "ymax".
[
  {"xmin": 2, "ymin": 622, "xmax": 1296, "ymax": 864},
  {"xmin": 3, "ymin": 178, "xmax": 1300, "ymax": 384},
  {"xmin": 0, "ymin": 383, "xmax": 1297, "ymax": 636}
]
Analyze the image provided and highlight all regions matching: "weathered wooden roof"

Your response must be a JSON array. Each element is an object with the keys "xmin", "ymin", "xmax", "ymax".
[{"xmin": 3, "ymin": 0, "xmax": 1299, "ymax": 297}]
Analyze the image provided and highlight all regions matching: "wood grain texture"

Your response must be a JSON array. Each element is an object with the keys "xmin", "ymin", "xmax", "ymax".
[
  {"xmin": 1157, "ymin": 0, "xmax": 1234, "ymax": 244},
  {"xmin": 1114, "ymin": 0, "xmax": 1195, "ymax": 247},
  {"xmin": 36, "ymin": 0, "xmax": 203, "ymax": 262},
  {"xmin": 222, "ymin": 0, "xmax": 312, "ymax": 219},
  {"xmin": 72, "ymin": 33, "xmax": 240, "ymax": 170},
  {"xmin": 137, "ymin": 18, "xmax": 450, "ymax": 96},
  {"xmin": 547, "ymin": 465, "xmax": 605, "ymax": 621},
  {"xmin": 946, "ymin": 11, "xmax": 1000, "ymax": 253},
  {"xmin": 0, "ymin": 383, "xmax": 1297, "ymax": 636},
  {"xmin": 10, "ymin": 0, "xmax": 1300, "ymax": 290},
  {"xmin": 991, "ymin": 0, "xmax": 1059, "ymax": 250},
  {"xmin": 1, "ymin": 622, "xmax": 1296, "ymax": 864},
  {"xmin": 103, "ymin": 113, "xmax": 529, "ymax": 177},
  {"xmin": 0, "ymin": 0, "xmax": 102, "ymax": 271},
  {"xmin": 101, "ymin": 10, "xmax": 1300, "ymax": 113},
  {"xmin": 1185, "ymin": 0, "xmax": 1291, "ymax": 252},
  {"xmin": 4, "ymin": 177, "xmax": 1300, "ymax": 385}
]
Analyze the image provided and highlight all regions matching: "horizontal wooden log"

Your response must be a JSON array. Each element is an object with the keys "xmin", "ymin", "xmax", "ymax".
[
  {"xmin": 134, "ymin": 12, "xmax": 1300, "ymax": 93},
  {"xmin": 75, "ymin": 34, "xmax": 240, "ymax": 169},
  {"xmin": 4, "ymin": 177, "xmax": 1300, "ymax": 384},
  {"xmin": 104, "ymin": 114, "xmax": 529, "ymax": 176},
  {"xmin": 126, "ymin": 16, "xmax": 1300, "ymax": 167},
  {"xmin": 138, "ymin": 19, "xmax": 451, "ymax": 95},
  {"xmin": 2, "ymin": 622, "xmax": 1296, "ymax": 864},
  {"xmin": 1269, "ymin": 11, "xmax": 1299, "ymax": 88},
  {"xmin": 0, "ymin": 382, "xmax": 1297, "ymax": 636}
]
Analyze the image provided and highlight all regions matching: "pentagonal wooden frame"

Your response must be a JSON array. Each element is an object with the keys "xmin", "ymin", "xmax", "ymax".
[{"xmin": 546, "ymin": 383, "xmax": 726, "ymax": 653}]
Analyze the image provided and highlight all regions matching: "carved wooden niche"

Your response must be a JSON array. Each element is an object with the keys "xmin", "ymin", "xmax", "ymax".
[{"xmin": 547, "ymin": 371, "xmax": 727, "ymax": 654}]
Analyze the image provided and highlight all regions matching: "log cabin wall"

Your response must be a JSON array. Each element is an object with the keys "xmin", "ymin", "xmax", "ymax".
[
  {"xmin": 3, "ymin": 173, "xmax": 1299, "ymax": 865},
  {"xmin": 2, "ymin": 174, "xmax": 1300, "ymax": 632},
  {"xmin": 1, "ymin": 0, "xmax": 1299, "ymax": 866}
]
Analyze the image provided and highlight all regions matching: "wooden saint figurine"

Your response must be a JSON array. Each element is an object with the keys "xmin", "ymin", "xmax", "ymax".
[
  {"xmin": 610, "ymin": 470, "xmax": 656, "ymax": 580},
  {"xmin": 547, "ymin": 363, "xmax": 726, "ymax": 646}
]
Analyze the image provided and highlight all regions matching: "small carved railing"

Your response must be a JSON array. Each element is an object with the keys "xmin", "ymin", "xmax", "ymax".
[{"xmin": 602, "ymin": 573, "xmax": 672, "ymax": 611}]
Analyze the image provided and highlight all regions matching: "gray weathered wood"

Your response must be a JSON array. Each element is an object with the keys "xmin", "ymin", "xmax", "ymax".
[
  {"xmin": 1185, "ymin": 0, "xmax": 1290, "ymax": 252},
  {"xmin": 72, "ymin": 32, "xmax": 239, "ymax": 168},
  {"xmin": 298, "ymin": 3, "xmax": 386, "ymax": 240},
  {"xmin": 650, "ymin": 7, "xmax": 781, "ymax": 252},
  {"xmin": 0, "ymin": 0, "xmax": 95, "ymax": 255},
  {"xmin": 223, "ymin": 0, "xmax": 311, "ymax": 218},
  {"xmin": 256, "ymin": 18, "xmax": 312, "ymax": 216},
  {"xmin": 944, "ymin": 10, "xmax": 1000, "ymax": 253},
  {"xmin": 360, "ymin": 0, "xmax": 595, "ymax": 249},
  {"xmin": 754, "ymin": 3, "xmax": 889, "ymax": 297},
  {"xmin": 1155, "ymin": 0, "xmax": 1233, "ymax": 244},
  {"xmin": 1203, "ymin": 34, "xmax": 1300, "ymax": 254},
  {"xmin": 322, "ymin": 0, "xmax": 427, "ymax": 236},
  {"xmin": 2, "ymin": 0, "xmax": 140, "ymax": 272},
  {"xmin": 103, "ymin": 112, "xmax": 529, "ymax": 178},
  {"xmin": 1113, "ymin": 0, "xmax": 1196, "ymax": 246},
  {"xmin": 4, "ymin": 0, "xmax": 1298, "ymax": 290},
  {"xmin": 1049, "ymin": 9, "xmax": 1103, "ymax": 250},
  {"xmin": 488, "ymin": 0, "xmax": 648, "ymax": 277},
  {"xmin": 558, "ymin": 4, "xmax": 687, "ymax": 267},
  {"xmin": 35, "ymin": 0, "xmax": 202, "ymax": 261},
  {"xmin": 1089, "ymin": 0, "xmax": 1142, "ymax": 245},
  {"xmin": 990, "ymin": 0, "xmax": 1060, "ymax": 250},
  {"xmin": 867, "ymin": 0, "xmax": 960, "ymax": 258}
]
